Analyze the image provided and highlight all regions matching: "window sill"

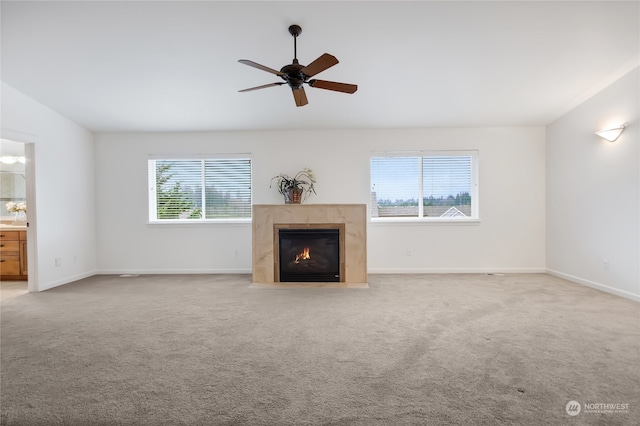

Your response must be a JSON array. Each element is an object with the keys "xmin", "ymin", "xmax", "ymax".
[
  {"xmin": 147, "ymin": 218, "xmax": 252, "ymax": 226},
  {"xmin": 370, "ymin": 217, "xmax": 481, "ymax": 225}
]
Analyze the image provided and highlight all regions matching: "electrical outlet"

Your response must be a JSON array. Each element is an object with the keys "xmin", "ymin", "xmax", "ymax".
[
  {"xmin": 603, "ymin": 259, "xmax": 609, "ymax": 270},
  {"xmin": 55, "ymin": 258, "xmax": 62, "ymax": 267},
  {"xmin": 235, "ymin": 250, "xmax": 239, "ymax": 257},
  {"xmin": 407, "ymin": 249, "xmax": 413, "ymax": 256}
]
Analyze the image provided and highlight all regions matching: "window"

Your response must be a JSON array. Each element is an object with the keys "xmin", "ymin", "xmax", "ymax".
[
  {"xmin": 148, "ymin": 155, "xmax": 251, "ymax": 222},
  {"xmin": 370, "ymin": 151, "xmax": 478, "ymax": 221}
]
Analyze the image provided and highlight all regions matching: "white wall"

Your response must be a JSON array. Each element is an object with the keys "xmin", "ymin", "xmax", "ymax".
[
  {"xmin": 546, "ymin": 67, "xmax": 639, "ymax": 301},
  {"xmin": 1, "ymin": 82, "xmax": 97, "ymax": 291},
  {"xmin": 95, "ymin": 127, "xmax": 546, "ymax": 274}
]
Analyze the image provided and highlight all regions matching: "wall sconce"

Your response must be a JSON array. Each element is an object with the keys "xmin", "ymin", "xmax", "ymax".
[
  {"xmin": 0, "ymin": 156, "xmax": 25, "ymax": 164},
  {"xmin": 595, "ymin": 124, "xmax": 626, "ymax": 142}
]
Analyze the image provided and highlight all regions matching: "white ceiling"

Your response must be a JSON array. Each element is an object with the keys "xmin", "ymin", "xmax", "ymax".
[{"xmin": 1, "ymin": 1, "xmax": 638, "ymax": 133}]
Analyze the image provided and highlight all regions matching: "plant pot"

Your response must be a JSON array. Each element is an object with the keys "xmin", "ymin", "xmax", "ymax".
[{"xmin": 285, "ymin": 187, "xmax": 304, "ymax": 204}]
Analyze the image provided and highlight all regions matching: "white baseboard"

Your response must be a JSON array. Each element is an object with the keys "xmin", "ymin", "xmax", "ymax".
[
  {"xmin": 367, "ymin": 267, "xmax": 547, "ymax": 274},
  {"xmin": 547, "ymin": 269, "xmax": 640, "ymax": 302},
  {"xmin": 37, "ymin": 271, "xmax": 97, "ymax": 292},
  {"xmin": 96, "ymin": 268, "xmax": 252, "ymax": 275}
]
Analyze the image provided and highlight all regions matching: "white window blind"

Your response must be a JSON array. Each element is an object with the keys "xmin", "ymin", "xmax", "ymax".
[
  {"xmin": 370, "ymin": 151, "xmax": 478, "ymax": 220},
  {"xmin": 148, "ymin": 157, "xmax": 251, "ymax": 222}
]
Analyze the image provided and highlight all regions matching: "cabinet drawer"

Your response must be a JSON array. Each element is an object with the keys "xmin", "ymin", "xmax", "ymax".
[
  {"xmin": 0, "ymin": 259, "xmax": 21, "ymax": 275},
  {"xmin": 0, "ymin": 231, "xmax": 19, "ymax": 241},
  {"xmin": 1, "ymin": 252, "xmax": 19, "ymax": 261},
  {"xmin": 0, "ymin": 241, "xmax": 19, "ymax": 252}
]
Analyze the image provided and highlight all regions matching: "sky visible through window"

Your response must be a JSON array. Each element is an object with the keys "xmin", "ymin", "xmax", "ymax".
[{"xmin": 371, "ymin": 157, "xmax": 419, "ymax": 201}]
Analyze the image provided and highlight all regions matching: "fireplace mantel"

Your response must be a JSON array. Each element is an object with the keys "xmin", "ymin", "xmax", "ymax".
[{"xmin": 252, "ymin": 204, "xmax": 367, "ymax": 286}]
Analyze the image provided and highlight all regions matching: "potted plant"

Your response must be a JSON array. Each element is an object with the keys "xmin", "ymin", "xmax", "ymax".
[{"xmin": 270, "ymin": 168, "xmax": 317, "ymax": 204}]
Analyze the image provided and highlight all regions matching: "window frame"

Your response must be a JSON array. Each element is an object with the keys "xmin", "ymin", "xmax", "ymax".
[
  {"xmin": 370, "ymin": 150, "xmax": 480, "ymax": 224},
  {"xmin": 147, "ymin": 153, "xmax": 252, "ymax": 225}
]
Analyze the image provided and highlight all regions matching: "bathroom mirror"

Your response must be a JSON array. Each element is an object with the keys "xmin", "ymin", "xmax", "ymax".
[{"xmin": 0, "ymin": 140, "xmax": 27, "ymax": 213}]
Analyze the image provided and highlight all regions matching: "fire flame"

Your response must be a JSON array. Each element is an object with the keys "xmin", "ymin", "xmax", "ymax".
[{"xmin": 295, "ymin": 247, "xmax": 311, "ymax": 264}]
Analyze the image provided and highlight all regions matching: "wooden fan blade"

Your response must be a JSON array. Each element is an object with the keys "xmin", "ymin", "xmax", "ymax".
[
  {"xmin": 292, "ymin": 88, "xmax": 308, "ymax": 107},
  {"xmin": 300, "ymin": 53, "xmax": 338, "ymax": 77},
  {"xmin": 238, "ymin": 60, "xmax": 284, "ymax": 76},
  {"xmin": 238, "ymin": 82, "xmax": 285, "ymax": 93},
  {"xmin": 308, "ymin": 79, "xmax": 358, "ymax": 94}
]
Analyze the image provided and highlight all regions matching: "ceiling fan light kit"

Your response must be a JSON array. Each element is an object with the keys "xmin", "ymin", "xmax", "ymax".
[{"xmin": 238, "ymin": 25, "xmax": 358, "ymax": 107}]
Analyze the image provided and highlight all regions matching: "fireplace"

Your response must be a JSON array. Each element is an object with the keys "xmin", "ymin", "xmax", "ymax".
[
  {"xmin": 278, "ymin": 228, "xmax": 341, "ymax": 282},
  {"xmin": 252, "ymin": 204, "xmax": 367, "ymax": 286}
]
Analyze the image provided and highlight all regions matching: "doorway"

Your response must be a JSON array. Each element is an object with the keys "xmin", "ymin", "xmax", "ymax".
[{"xmin": 1, "ymin": 133, "xmax": 37, "ymax": 293}]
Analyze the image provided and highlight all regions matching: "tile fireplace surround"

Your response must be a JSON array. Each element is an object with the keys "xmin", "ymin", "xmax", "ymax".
[{"xmin": 252, "ymin": 204, "xmax": 367, "ymax": 285}]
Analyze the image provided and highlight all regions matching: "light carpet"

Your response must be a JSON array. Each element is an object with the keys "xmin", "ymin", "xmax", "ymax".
[{"xmin": 1, "ymin": 273, "xmax": 638, "ymax": 425}]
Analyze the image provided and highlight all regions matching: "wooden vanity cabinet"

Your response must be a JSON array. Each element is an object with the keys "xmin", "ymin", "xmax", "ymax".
[{"xmin": 0, "ymin": 230, "xmax": 27, "ymax": 280}]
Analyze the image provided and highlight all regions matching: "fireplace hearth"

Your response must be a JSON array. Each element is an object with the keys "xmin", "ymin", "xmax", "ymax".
[{"xmin": 278, "ymin": 228, "xmax": 340, "ymax": 282}]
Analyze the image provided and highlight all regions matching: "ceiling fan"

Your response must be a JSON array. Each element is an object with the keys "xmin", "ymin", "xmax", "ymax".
[{"xmin": 238, "ymin": 25, "xmax": 358, "ymax": 107}]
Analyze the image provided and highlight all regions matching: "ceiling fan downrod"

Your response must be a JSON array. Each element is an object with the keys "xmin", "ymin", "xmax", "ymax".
[{"xmin": 289, "ymin": 25, "xmax": 302, "ymax": 64}]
